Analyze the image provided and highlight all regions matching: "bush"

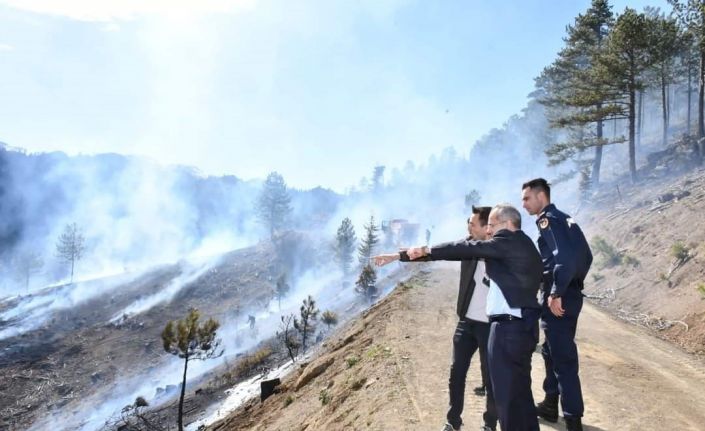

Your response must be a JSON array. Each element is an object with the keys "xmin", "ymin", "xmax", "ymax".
[
  {"xmin": 621, "ymin": 254, "xmax": 640, "ymax": 267},
  {"xmin": 590, "ymin": 236, "xmax": 622, "ymax": 268},
  {"xmin": 671, "ymin": 241, "xmax": 690, "ymax": 262},
  {"xmin": 319, "ymin": 389, "xmax": 331, "ymax": 405},
  {"xmin": 345, "ymin": 355, "xmax": 360, "ymax": 368}
]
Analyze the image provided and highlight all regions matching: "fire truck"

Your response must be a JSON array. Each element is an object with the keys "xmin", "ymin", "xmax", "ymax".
[{"xmin": 380, "ymin": 219, "xmax": 421, "ymax": 247}]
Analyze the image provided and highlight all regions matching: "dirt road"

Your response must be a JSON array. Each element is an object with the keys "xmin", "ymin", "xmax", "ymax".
[
  {"xmin": 379, "ymin": 262, "xmax": 705, "ymax": 431},
  {"xmin": 212, "ymin": 262, "xmax": 705, "ymax": 431}
]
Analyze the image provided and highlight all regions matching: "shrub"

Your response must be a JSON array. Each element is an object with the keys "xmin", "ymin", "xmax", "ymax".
[
  {"xmin": 319, "ymin": 389, "xmax": 331, "ymax": 405},
  {"xmin": 671, "ymin": 241, "xmax": 690, "ymax": 262}
]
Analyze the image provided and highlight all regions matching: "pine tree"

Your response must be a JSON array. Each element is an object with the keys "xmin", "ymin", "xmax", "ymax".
[
  {"xmin": 370, "ymin": 165, "xmax": 385, "ymax": 193},
  {"xmin": 334, "ymin": 218, "xmax": 357, "ymax": 277},
  {"xmin": 295, "ymin": 295, "xmax": 318, "ymax": 354},
  {"xmin": 355, "ymin": 264, "xmax": 377, "ymax": 303},
  {"xmin": 670, "ymin": 0, "xmax": 705, "ymax": 141},
  {"xmin": 596, "ymin": 8, "xmax": 656, "ymax": 182},
  {"xmin": 536, "ymin": 0, "xmax": 616, "ymax": 188},
  {"xmin": 56, "ymin": 222, "xmax": 85, "ymax": 283},
  {"xmin": 256, "ymin": 172, "xmax": 292, "ymax": 239},
  {"xmin": 321, "ymin": 310, "xmax": 339, "ymax": 330},
  {"xmin": 357, "ymin": 215, "xmax": 379, "ymax": 267},
  {"xmin": 645, "ymin": 8, "xmax": 682, "ymax": 147},
  {"xmin": 162, "ymin": 309, "xmax": 221, "ymax": 431}
]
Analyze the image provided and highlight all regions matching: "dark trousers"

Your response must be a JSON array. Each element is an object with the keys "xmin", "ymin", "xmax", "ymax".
[
  {"xmin": 447, "ymin": 318, "xmax": 497, "ymax": 430},
  {"xmin": 488, "ymin": 309, "xmax": 540, "ymax": 431},
  {"xmin": 541, "ymin": 290, "xmax": 584, "ymax": 418}
]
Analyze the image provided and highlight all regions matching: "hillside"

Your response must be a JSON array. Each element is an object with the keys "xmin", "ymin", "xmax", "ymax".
[
  {"xmin": 0, "ymin": 232, "xmax": 323, "ymax": 430},
  {"xmin": 206, "ymin": 168, "xmax": 705, "ymax": 431},
  {"xmin": 208, "ymin": 263, "xmax": 705, "ymax": 431},
  {"xmin": 581, "ymin": 166, "xmax": 705, "ymax": 356}
]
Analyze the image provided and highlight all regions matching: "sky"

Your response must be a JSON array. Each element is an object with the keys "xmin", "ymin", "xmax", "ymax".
[{"xmin": 0, "ymin": 0, "xmax": 670, "ymax": 191}]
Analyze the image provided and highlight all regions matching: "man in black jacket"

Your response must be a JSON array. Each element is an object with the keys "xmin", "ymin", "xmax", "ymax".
[
  {"xmin": 376, "ymin": 204, "xmax": 542, "ymax": 431},
  {"xmin": 382, "ymin": 206, "xmax": 497, "ymax": 431}
]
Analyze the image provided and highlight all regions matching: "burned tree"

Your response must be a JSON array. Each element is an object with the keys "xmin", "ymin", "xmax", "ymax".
[
  {"xmin": 275, "ymin": 273, "xmax": 290, "ymax": 311},
  {"xmin": 278, "ymin": 313, "xmax": 300, "ymax": 363},
  {"xmin": 12, "ymin": 250, "xmax": 43, "ymax": 292},
  {"xmin": 107, "ymin": 396, "xmax": 163, "ymax": 431},
  {"xmin": 295, "ymin": 295, "xmax": 318, "ymax": 354},
  {"xmin": 334, "ymin": 217, "xmax": 357, "ymax": 277},
  {"xmin": 161, "ymin": 309, "xmax": 222, "ymax": 431},
  {"xmin": 56, "ymin": 222, "xmax": 85, "ymax": 283}
]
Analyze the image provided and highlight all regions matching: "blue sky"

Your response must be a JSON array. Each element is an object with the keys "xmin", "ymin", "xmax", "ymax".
[{"xmin": 0, "ymin": 0, "xmax": 669, "ymax": 191}]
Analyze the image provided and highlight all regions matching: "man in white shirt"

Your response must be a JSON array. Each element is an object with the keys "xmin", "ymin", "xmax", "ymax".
[
  {"xmin": 375, "ymin": 206, "xmax": 497, "ymax": 431},
  {"xmin": 381, "ymin": 204, "xmax": 543, "ymax": 431}
]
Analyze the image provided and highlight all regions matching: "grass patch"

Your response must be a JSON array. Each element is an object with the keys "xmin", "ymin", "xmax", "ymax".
[
  {"xmin": 232, "ymin": 346, "xmax": 273, "ymax": 378},
  {"xmin": 365, "ymin": 344, "xmax": 391, "ymax": 360},
  {"xmin": 697, "ymin": 283, "xmax": 705, "ymax": 299},
  {"xmin": 351, "ymin": 378, "xmax": 367, "ymax": 391},
  {"xmin": 283, "ymin": 395, "xmax": 294, "ymax": 407},
  {"xmin": 345, "ymin": 355, "xmax": 360, "ymax": 368}
]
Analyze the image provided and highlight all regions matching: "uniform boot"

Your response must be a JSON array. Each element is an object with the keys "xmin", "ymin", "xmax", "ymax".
[
  {"xmin": 565, "ymin": 417, "xmax": 583, "ymax": 431},
  {"xmin": 535, "ymin": 394, "xmax": 559, "ymax": 423}
]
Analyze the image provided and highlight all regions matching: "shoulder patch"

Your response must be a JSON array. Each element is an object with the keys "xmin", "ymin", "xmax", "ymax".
[{"xmin": 539, "ymin": 218, "xmax": 549, "ymax": 229}]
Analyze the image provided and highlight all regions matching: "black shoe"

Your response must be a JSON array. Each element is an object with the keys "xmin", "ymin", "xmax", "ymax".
[
  {"xmin": 536, "ymin": 395, "xmax": 559, "ymax": 423},
  {"xmin": 473, "ymin": 385, "xmax": 486, "ymax": 396},
  {"xmin": 565, "ymin": 417, "xmax": 583, "ymax": 431}
]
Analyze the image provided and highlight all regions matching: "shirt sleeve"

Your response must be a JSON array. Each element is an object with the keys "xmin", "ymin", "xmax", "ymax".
[
  {"xmin": 429, "ymin": 237, "xmax": 505, "ymax": 261},
  {"xmin": 539, "ymin": 214, "xmax": 578, "ymax": 296}
]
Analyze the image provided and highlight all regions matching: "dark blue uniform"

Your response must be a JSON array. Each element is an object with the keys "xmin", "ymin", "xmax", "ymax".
[{"xmin": 536, "ymin": 203, "xmax": 592, "ymax": 420}]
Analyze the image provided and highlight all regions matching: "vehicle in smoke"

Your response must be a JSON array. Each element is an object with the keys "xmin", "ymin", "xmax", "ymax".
[{"xmin": 380, "ymin": 219, "xmax": 420, "ymax": 248}]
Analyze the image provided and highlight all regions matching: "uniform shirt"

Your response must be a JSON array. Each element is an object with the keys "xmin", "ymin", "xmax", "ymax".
[
  {"xmin": 465, "ymin": 260, "xmax": 489, "ymax": 322},
  {"xmin": 486, "ymin": 278, "xmax": 522, "ymax": 318},
  {"xmin": 536, "ymin": 204, "xmax": 593, "ymax": 297}
]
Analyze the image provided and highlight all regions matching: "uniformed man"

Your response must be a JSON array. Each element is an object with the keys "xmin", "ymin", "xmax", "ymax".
[{"xmin": 521, "ymin": 178, "xmax": 592, "ymax": 431}]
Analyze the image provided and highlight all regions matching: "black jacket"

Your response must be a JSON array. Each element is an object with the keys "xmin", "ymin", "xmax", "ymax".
[
  {"xmin": 401, "ymin": 237, "xmax": 482, "ymax": 319},
  {"xmin": 427, "ymin": 229, "xmax": 542, "ymax": 310}
]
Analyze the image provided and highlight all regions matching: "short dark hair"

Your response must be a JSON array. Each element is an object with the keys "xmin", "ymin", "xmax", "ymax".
[
  {"xmin": 470, "ymin": 205, "xmax": 492, "ymax": 226},
  {"xmin": 522, "ymin": 178, "xmax": 551, "ymax": 201}
]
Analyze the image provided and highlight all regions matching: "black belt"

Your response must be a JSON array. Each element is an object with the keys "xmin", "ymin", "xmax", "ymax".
[{"xmin": 489, "ymin": 314, "xmax": 522, "ymax": 322}]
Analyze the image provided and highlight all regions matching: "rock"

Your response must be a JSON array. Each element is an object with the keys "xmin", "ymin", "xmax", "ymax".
[
  {"xmin": 294, "ymin": 356, "xmax": 335, "ymax": 391},
  {"xmin": 260, "ymin": 378, "xmax": 281, "ymax": 402}
]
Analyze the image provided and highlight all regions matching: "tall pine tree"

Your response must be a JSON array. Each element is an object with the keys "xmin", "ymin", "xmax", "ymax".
[
  {"xmin": 334, "ymin": 217, "xmax": 357, "ymax": 277},
  {"xmin": 256, "ymin": 172, "xmax": 292, "ymax": 239},
  {"xmin": 357, "ymin": 215, "xmax": 379, "ymax": 267}
]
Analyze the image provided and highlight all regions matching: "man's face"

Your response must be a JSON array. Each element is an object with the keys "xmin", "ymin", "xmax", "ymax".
[
  {"xmin": 486, "ymin": 211, "xmax": 505, "ymax": 238},
  {"xmin": 468, "ymin": 213, "xmax": 487, "ymax": 240},
  {"xmin": 522, "ymin": 187, "xmax": 544, "ymax": 216}
]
